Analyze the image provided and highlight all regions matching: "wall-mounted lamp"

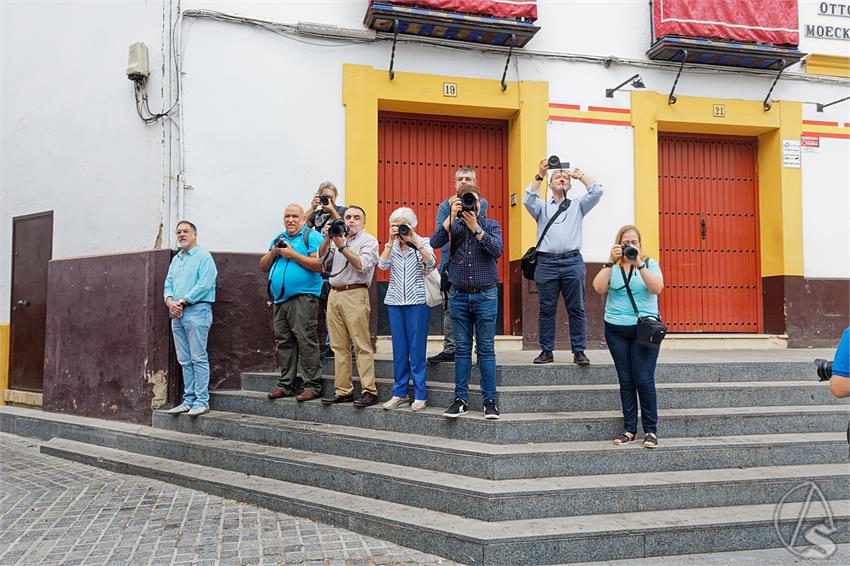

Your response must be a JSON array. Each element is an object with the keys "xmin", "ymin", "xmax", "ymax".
[
  {"xmin": 817, "ymin": 95, "xmax": 850, "ymax": 112},
  {"xmin": 605, "ymin": 74, "xmax": 645, "ymax": 98}
]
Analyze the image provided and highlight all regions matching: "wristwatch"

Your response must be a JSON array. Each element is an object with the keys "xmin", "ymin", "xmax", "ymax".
[
  {"xmin": 338, "ymin": 245, "xmax": 348, "ymax": 253},
  {"xmin": 602, "ymin": 262, "xmax": 615, "ymax": 268},
  {"xmin": 535, "ymin": 174, "xmax": 544, "ymax": 182},
  {"xmin": 637, "ymin": 263, "xmax": 646, "ymax": 270},
  {"xmin": 474, "ymin": 228, "xmax": 484, "ymax": 237}
]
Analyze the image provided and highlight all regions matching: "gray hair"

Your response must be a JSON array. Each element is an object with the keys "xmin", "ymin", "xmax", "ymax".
[
  {"xmin": 454, "ymin": 166, "xmax": 476, "ymax": 180},
  {"xmin": 317, "ymin": 181, "xmax": 338, "ymax": 196},
  {"xmin": 389, "ymin": 207, "xmax": 418, "ymax": 229}
]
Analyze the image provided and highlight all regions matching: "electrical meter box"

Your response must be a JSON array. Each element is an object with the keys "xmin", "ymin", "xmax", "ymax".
[{"xmin": 126, "ymin": 42, "xmax": 150, "ymax": 80}]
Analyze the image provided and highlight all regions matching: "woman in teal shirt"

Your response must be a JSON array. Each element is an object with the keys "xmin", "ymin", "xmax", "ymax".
[{"xmin": 593, "ymin": 225, "xmax": 664, "ymax": 448}]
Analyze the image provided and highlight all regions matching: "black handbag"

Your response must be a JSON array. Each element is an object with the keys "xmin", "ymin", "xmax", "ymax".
[
  {"xmin": 521, "ymin": 198, "xmax": 570, "ymax": 280},
  {"xmin": 620, "ymin": 263, "xmax": 667, "ymax": 349}
]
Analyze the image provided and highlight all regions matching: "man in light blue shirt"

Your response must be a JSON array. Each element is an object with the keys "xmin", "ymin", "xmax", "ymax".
[
  {"xmin": 524, "ymin": 158, "xmax": 603, "ymax": 365},
  {"xmin": 163, "ymin": 220, "xmax": 218, "ymax": 416}
]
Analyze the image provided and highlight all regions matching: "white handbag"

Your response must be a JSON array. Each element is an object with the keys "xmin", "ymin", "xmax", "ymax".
[{"xmin": 423, "ymin": 267, "xmax": 443, "ymax": 308}]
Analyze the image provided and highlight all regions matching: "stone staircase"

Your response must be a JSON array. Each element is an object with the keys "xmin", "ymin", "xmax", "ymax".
[{"xmin": 2, "ymin": 358, "xmax": 849, "ymax": 564}]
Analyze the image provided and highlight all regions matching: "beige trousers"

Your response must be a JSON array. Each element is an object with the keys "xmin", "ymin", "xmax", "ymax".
[{"xmin": 326, "ymin": 287, "xmax": 377, "ymax": 395}]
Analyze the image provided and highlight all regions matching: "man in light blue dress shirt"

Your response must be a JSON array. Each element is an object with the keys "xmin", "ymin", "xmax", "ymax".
[
  {"xmin": 163, "ymin": 220, "xmax": 218, "ymax": 416},
  {"xmin": 524, "ymin": 159, "xmax": 603, "ymax": 365}
]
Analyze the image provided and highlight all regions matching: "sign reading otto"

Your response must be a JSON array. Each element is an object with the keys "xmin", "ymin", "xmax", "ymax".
[{"xmin": 806, "ymin": 2, "xmax": 850, "ymax": 40}]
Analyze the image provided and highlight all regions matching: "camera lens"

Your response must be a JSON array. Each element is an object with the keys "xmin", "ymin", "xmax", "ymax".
[
  {"xmin": 815, "ymin": 359, "xmax": 833, "ymax": 381},
  {"xmin": 623, "ymin": 245, "xmax": 639, "ymax": 261},
  {"xmin": 276, "ymin": 238, "xmax": 287, "ymax": 248},
  {"xmin": 398, "ymin": 224, "xmax": 410, "ymax": 236},
  {"xmin": 547, "ymin": 155, "xmax": 561, "ymax": 169},
  {"xmin": 320, "ymin": 196, "xmax": 329, "ymax": 206}
]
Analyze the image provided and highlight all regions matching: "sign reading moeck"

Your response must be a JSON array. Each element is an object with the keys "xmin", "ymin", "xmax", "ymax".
[{"xmin": 808, "ymin": 2, "xmax": 850, "ymax": 40}]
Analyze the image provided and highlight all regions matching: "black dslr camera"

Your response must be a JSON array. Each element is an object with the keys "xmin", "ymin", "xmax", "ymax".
[
  {"xmin": 398, "ymin": 224, "xmax": 411, "ymax": 236},
  {"xmin": 320, "ymin": 195, "xmax": 330, "ymax": 206},
  {"xmin": 328, "ymin": 218, "xmax": 348, "ymax": 238},
  {"xmin": 815, "ymin": 359, "xmax": 833, "ymax": 381},
  {"xmin": 275, "ymin": 237, "xmax": 288, "ymax": 249},
  {"xmin": 457, "ymin": 192, "xmax": 478, "ymax": 218},
  {"xmin": 621, "ymin": 242, "xmax": 639, "ymax": 261},
  {"xmin": 548, "ymin": 155, "xmax": 570, "ymax": 171}
]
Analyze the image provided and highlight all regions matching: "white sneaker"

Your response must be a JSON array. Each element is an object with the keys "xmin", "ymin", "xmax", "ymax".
[
  {"xmin": 166, "ymin": 403, "xmax": 191, "ymax": 415},
  {"xmin": 382, "ymin": 396, "xmax": 409, "ymax": 410},
  {"xmin": 411, "ymin": 400, "xmax": 427, "ymax": 412},
  {"xmin": 187, "ymin": 406, "xmax": 209, "ymax": 417}
]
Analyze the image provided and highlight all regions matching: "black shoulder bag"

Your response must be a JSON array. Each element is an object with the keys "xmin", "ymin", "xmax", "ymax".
[
  {"xmin": 521, "ymin": 198, "xmax": 570, "ymax": 280},
  {"xmin": 619, "ymin": 262, "xmax": 667, "ymax": 349}
]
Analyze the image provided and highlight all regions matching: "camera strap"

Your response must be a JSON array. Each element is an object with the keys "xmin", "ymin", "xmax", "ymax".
[
  {"xmin": 533, "ymin": 198, "xmax": 570, "ymax": 252},
  {"xmin": 268, "ymin": 229, "xmax": 315, "ymax": 303},
  {"xmin": 618, "ymin": 261, "xmax": 657, "ymax": 318}
]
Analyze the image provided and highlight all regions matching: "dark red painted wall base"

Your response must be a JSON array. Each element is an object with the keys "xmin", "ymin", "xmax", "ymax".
[{"xmin": 763, "ymin": 275, "xmax": 849, "ymax": 348}]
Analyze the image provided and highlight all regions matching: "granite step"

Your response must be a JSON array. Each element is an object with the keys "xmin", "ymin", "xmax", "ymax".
[
  {"xmin": 9, "ymin": 407, "xmax": 844, "ymax": 522},
  {"xmin": 243, "ymin": 373, "xmax": 840, "ymax": 412},
  {"xmin": 210, "ymin": 390, "xmax": 850, "ymax": 444},
  {"xmin": 39, "ymin": 438, "xmax": 850, "ymax": 565},
  {"xmin": 153, "ymin": 409, "xmax": 850, "ymax": 480},
  {"xmin": 311, "ymin": 359, "xmax": 818, "ymax": 386}
]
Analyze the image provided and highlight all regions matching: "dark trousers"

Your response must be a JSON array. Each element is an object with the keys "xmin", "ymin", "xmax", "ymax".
[
  {"xmin": 273, "ymin": 294, "xmax": 322, "ymax": 394},
  {"xmin": 535, "ymin": 255, "xmax": 587, "ymax": 352},
  {"xmin": 604, "ymin": 321, "xmax": 660, "ymax": 435}
]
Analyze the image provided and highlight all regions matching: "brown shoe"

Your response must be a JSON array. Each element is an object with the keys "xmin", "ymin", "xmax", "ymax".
[
  {"xmin": 295, "ymin": 390, "xmax": 320, "ymax": 402},
  {"xmin": 353, "ymin": 392, "xmax": 378, "ymax": 407},
  {"xmin": 267, "ymin": 389, "xmax": 291, "ymax": 400}
]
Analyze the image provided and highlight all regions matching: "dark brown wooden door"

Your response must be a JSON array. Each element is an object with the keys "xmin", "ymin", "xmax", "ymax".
[
  {"xmin": 658, "ymin": 135, "xmax": 762, "ymax": 333},
  {"xmin": 9, "ymin": 211, "xmax": 53, "ymax": 392}
]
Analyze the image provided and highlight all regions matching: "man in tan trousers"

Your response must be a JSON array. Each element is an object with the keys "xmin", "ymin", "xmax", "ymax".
[{"xmin": 318, "ymin": 205, "xmax": 381, "ymax": 407}]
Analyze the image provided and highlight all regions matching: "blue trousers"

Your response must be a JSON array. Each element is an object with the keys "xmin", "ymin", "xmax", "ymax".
[
  {"xmin": 604, "ymin": 321, "xmax": 660, "ymax": 435},
  {"xmin": 171, "ymin": 302, "xmax": 213, "ymax": 409},
  {"xmin": 388, "ymin": 304, "xmax": 431, "ymax": 401},
  {"xmin": 448, "ymin": 287, "xmax": 498, "ymax": 401},
  {"xmin": 535, "ymin": 255, "xmax": 587, "ymax": 352}
]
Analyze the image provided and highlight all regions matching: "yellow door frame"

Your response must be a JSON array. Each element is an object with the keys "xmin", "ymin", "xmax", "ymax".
[
  {"xmin": 630, "ymin": 90, "xmax": 803, "ymax": 278},
  {"xmin": 342, "ymin": 64, "xmax": 548, "ymax": 261}
]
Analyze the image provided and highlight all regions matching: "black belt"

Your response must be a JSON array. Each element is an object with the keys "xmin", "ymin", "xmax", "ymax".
[
  {"xmin": 537, "ymin": 250, "xmax": 581, "ymax": 260},
  {"xmin": 456, "ymin": 283, "xmax": 497, "ymax": 294}
]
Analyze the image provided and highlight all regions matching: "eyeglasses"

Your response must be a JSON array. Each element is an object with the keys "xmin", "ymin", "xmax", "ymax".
[
  {"xmin": 620, "ymin": 239, "xmax": 640, "ymax": 246},
  {"xmin": 455, "ymin": 176, "xmax": 474, "ymax": 182}
]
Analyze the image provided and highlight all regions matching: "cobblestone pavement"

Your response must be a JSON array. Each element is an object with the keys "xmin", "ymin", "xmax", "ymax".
[{"xmin": 0, "ymin": 433, "xmax": 457, "ymax": 566}]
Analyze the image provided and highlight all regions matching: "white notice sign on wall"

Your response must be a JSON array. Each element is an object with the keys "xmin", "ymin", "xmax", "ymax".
[{"xmin": 783, "ymin": 139, "xmax": 801, "ymax": 168}]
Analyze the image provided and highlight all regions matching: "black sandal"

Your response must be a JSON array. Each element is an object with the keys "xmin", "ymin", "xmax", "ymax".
[
  {"xmin": 613, "ymin": 432, "xmax": 635, "ymax": 445},
  {"xmin": 642, "ymin": 433, "xmax": 658, "ymax": 449}
]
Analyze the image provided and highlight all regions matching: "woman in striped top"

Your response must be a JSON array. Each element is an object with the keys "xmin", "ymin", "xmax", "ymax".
[{"xmin": 378, "ymin": 207, "xmax": 436, "ymax": 412}]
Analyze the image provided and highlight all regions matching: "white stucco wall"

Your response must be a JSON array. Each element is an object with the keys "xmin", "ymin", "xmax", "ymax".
[{"xmin": 2, "ymin": 0, "xmax": 849, "ymax": 324}]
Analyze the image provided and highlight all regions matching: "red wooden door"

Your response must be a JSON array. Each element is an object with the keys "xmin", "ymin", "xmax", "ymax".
[
  {"xmin": 377, "ymin": 112, "xmax": 509, "ymax": 329},
  {"xmin": 9, "ymin": 211, "xmax": 53, "ymax": 391},
  {"xmin": 658, "ymin": 134, "xmax": 762, "ymax": 333}
]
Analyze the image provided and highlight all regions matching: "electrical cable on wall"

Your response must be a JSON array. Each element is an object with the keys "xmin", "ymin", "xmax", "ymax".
[{"xmin": 128, "ymin": 14, "xmax": 183, "ymax": 124}]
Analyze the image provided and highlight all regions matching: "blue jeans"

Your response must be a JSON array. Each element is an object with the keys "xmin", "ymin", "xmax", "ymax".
[
  {"xmin": 388, "ymin": 304, "xmax": 431, "ymax": 401},
  {"xmin": 535, "ymin": 255, "xmax": 586, "ymax": 352},
  {"xmin": 171, "ymin": 302, "xmax": 213, "ymax": 409},
  {"xmin": 448, "ymin": 287, "xmax": 497, "ymax": 401},
  {"xmin": 604, "ymin": 321, "xmax": 659, "ymax": 435}
]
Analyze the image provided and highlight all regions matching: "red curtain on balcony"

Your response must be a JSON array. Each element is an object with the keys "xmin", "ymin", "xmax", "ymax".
[
  {"xmin": 385, "ymin": 0, "xmax": 538, "ymax": 20},
  {"xmin": 654, "ymin": 0, "xmax": 798, "ymax": 46}
]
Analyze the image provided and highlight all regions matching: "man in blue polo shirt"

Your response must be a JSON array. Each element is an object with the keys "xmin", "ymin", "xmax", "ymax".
[
  {"xmin": 164, "ymin": 220, "xmax": 218, "ymax": 417},
  {"xmin": 261, "ymin": 204, "xmax": 325, "ymax": 401}
]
